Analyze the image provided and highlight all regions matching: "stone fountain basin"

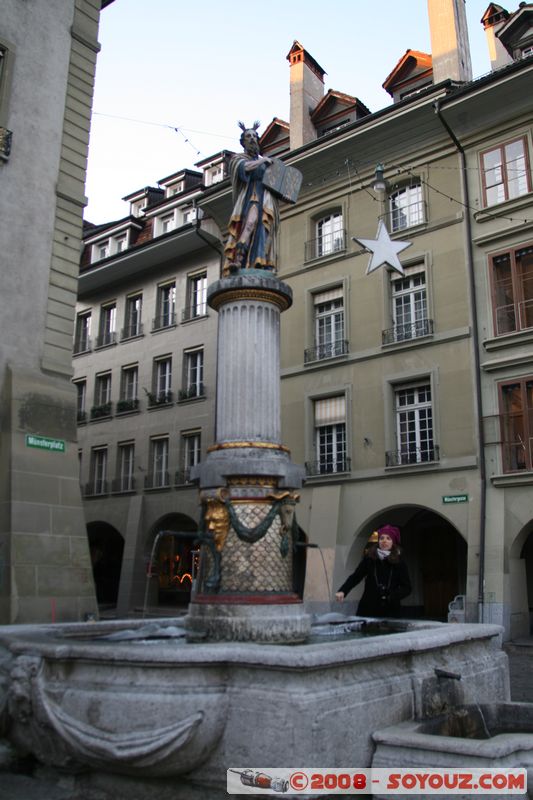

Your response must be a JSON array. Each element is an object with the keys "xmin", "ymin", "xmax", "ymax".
[
  {"xmin": 0, "ymin": 619, "xmax": 509, "ymax": 793},
  {"xmin": 372, "ymin": 702, "xmax": 533, "ymax": 799}
]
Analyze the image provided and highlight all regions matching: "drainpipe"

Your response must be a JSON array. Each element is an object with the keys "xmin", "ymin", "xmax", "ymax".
[{"xmin": 434, "ymin": 100, "xmax": 487, "ymax": 625}]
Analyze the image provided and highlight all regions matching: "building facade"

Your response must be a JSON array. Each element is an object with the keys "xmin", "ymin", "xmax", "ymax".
[
  {"xmin": 75, "ymin": 162, "xmax": 225, "ymax": 614},
  {"xmin": 0, "ymin": 0, "xmax": 111, "ymax": 624}
]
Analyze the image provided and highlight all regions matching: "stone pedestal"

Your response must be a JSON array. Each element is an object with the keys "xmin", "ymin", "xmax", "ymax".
[{"xmin": 185, "ymin": 271, "xmax": 309, "ymax": 642}]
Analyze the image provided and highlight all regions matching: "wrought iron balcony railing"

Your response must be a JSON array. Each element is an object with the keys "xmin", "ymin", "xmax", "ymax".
[
  {"xmin": 144, "ymin": 471, "xmax": 170, "ymax": 490},
  {"xmin": 382, "ymin": 318, "xmax": 433, "ymax": 345},
  {"xmin": 304, "ymin": 339, "xmax": 349, "ymax": 364},
  {"xmin": 111, "ymin": 476, "xmax": 136, "ymax": 493},
  {"xmin": 146, "ymin": 390, "xmax": 173, "ymax": 407},
  {"xmin": 121, "ymin": 322, "xmax": 144, "ymax": 340},
  {"xmin": 152, "ymin": 312, "xmax": 176, "ymax": 331},
  {"xmin": 386, "ymin": 444, "xmax": 439, "ymax": 466},
  {"xmin": 305, "ymin": 229, "xmax": 346, "ymax": 262},
  {"xmin": 182, "ymin": 305, "xmax": 207, "ymax": 322},
  {"xmin": 174, "ymin": 468, "xmax": 193, "ymax": 486},
  {"xmin": 73, "ymin": 337, "xmax": 91, "ymax": 355},
  {"xmin": 90, "ymin": 402, "xmax": 112, "ymax": 420},
  {"xmin": 178, "ymin": 384, "xmax": 205, "ymax": 401},
  {"xmin": 84, "ymin": 480, "xmax": 108, "ymax": 497},
  {"xmin": 305, "ymin": 458, "xmax": 351, "ymax": 476},
  {"xmin": 116, "ymin": 398, "xmax": 139, "ymax": 414},
  {"xmin": 95, "ymin": 331, "xmax": 117, "ymax": 348}
]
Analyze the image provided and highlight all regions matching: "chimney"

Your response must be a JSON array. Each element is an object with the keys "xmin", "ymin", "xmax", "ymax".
[
  {"xmin": 287, "ymin": 41, "xmax": 325, "ymax": 150},
  {"xmin": 481, "ymin": 4, "xmax": 512, "ymax": 70},
  {"xmin": 427, "ymin": 0, "xmax": 473, "ymax": 83}
]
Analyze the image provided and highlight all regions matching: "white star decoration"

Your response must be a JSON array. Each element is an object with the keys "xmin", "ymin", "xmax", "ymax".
[{"xmin": 352, "ymin": 220, "xmax": 412, "ymax": 276}]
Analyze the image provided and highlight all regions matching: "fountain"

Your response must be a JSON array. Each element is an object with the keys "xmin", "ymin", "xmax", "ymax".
[{"xmin": 0, "ymin": 126, "xmax": 521, "ymax": 799}]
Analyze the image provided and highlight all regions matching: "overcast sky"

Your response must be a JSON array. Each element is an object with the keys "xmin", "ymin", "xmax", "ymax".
[{"xmin": 85, "ymin": 0, "xmax": 496, "ymax": 223}]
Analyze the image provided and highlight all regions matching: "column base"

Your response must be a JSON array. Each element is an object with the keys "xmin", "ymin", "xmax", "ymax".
[{"xmin": 184, "ymin": 600, "xmax": 311, "ymax": 643}]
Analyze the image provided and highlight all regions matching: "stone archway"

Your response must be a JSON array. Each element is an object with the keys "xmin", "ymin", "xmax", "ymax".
[
  {"xmin": 87, "ymin": 522, "xmax": 124, "ymax": 607},
  {"xmin": 349, "ymin": 507, "xmax": 467, "ymax": 621},
  {"xmin": 147, "ymin": 513, "xmax": 198, "ymax": 607}
]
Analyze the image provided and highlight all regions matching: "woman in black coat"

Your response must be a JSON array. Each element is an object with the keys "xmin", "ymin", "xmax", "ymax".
[{"xmin": 335, "ymin": 525, "xmax": 411, "ymax": 618}]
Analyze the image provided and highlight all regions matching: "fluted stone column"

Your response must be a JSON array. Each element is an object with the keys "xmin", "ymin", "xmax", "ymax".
[{"xmin": 186, "ymin": 272, "xmax": 309, "ymax": 643}]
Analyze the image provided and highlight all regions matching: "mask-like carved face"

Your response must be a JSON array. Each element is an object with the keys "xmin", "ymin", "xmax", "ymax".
[
  {"xmin": 279, "ymin": 502, "xmax": 296, "ymax": 533},
  {"xmin": 205, "ymin": 500, "xmax": 230, "ymax": 551}
]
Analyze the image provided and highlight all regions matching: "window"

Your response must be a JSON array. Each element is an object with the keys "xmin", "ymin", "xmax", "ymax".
[
  {"xmin": 306, "ymin": 288, "xmax": 346, "ymax": 362},
  {"xmin": 116, "ymin": 442, "xmax": 135, "ymax": 492},
  {"xmin": 500, "ymin": 378, "xmax": 533, "ymax": 472},
  {"xmin": 316, "ymin": 212, "xmax": 344, "ymax": 258},
  {"xmin": 97, "ymin": 241, "xmax": 110, "ymax": 260},
  {"xmin": 97, "ymin": 303, "xmax": 116, "ymax": 347},
  {"xmin": 160, "ymin": 213, "xmax": 175, "ymax": 234},
  {"xmin": 182, "ymin": 349, "xmax": 204, "ymax": 399},
  {"xmin": 149, "ymin": 437, "xmax": 170, "ymax": 488},
  {"xmin": 385, "ymin": 270, "xmax": 431, "ymax": 343},
  {"xmin": 93, "ymin": 372, "xmax": 112, "ymax": 418},
  {"xmin": 522, "ymin": 46, "xmax": 533, "ymax": 59},
  {"xmin": 481, "ymin": 137, "xmax": 531, "ymax": 207},
  {"xmin": 152, "ymin": 356, "xmax": 172, "ymax": 404},
  {"xmin": 74, "ymin": 311, "xmax": 91, "ymax": 354},
  {"xmin": 309, "ymin": 396, "xmax": 348, "ymax": 475},
  {"xmin": 184, "ymin": 272, "xmax": 207, "ymax": 320},
  {"xmin": 177, "ymin": 430, "xmax": 201, "ymax": 483},
  {"xmin": 154, "ymin": 282, "xmax": 176, "ymax": 329},
  {"xmin": 115, "ymin": 234, "xmax": 128, "ymax": 253},
  {"xmin": 123, "ymin": 293, "xmax": 143, "ymax": 339},
  {"xmin": 390, "ymin": 383, "xmax": 436, "ymax": 465},
  {"xmin": 389, "ymin": 183, "xmax": 424, "ymax": 231},
  {"xmin": 89, "ymin": 447, "xmax": 108, "ymax": 495},
  {"xmin": 118, "ymin": 365, "xmax": 138, "ymax": 412},
  {"xmin": 75, "ymin": 380, "xmax": 86, "ymax": 423},
  {"xmin": 491, "ymin": 245, "xmax": 533, "ymax": 335},
  {"xmin": 182, "ymin": 206, "xmax": 197, "ymax": 225}
]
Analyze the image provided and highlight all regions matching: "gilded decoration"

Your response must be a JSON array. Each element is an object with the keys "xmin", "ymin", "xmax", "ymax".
[
  {"xmin": 207, "ymin": 441, "xmax": 290, "ymax": 454},
  {"xmin": 208, "ymin": 288, "xmax": 291, "ymax": 312}
]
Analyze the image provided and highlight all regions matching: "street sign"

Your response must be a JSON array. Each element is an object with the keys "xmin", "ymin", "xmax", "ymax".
[
  {"xmin": 25, "ymin": 434, "xmax": 65, "ymax": 453},
  {"xmin": 442, "ymin": 494, "xmax": 468, "ymax": 504}
]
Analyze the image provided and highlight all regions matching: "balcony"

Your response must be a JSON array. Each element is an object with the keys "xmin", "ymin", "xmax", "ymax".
[
  {"xmin": 304, "ymin": 340, "xmax": 349, "ymax": 364},
  {"xmin": 116, "ymin": 398, "xmax": 139, "ymax": 414},
  {"xmin": 382, "ymin": 318, "xmax": 434, "ymax": 345},
  {"xmin": 305, "ymin": 458, "xmax": 351, "ymax": 476},
  {"xmin": 146, "ymin": 391, "xmax": 173, "ymax": 408},
  {"xmin": 121, "ymin": 322, "xmax": 144, "ymax": 340},
  {"xmin": 84, "ymin": 480, "xmax": 108, "ymax": 497},
  {"xmin": 174, "ymin": 468, "xmax": 193, "ymax": 486},
  {"xmin": 94, "ymin": 331, "xmax": 117, "ymax": 348},
  {"xmin": 182, "ymin": 305, "xmax": 207, "ymax": 322},
  {"xmin": 386, "ymin": 444, "xmax": 439, "ymax": 466},
  {"xmin": 178, "ymin": 384, "xmax": 205, "ymax": 402},
  {"xmin": 145, "ymin": 471, "xmax": 170, "ymax": 490},
  {"xmin": 305, "ymin": 229, "xmax": 346, "ymax": 262},
  {"xmin": 73, "ymin": 337, "xmax": 91, "ymax": 355},
  {"xmin": 111, "ymin": 476, "xmax": 136, "ymax": 493},
  {"xmin": 152, "ymin": 313, "xmax": 176, "ymax": 331},
  {"xmin": 90, "ymin": 402, "xmax": 112, "ymax": 420}
]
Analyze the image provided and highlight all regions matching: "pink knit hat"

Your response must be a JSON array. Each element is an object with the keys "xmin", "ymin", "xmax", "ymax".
[{"xmin": 377, "ymin": 524, "xmax": 401, "ymax": 547}]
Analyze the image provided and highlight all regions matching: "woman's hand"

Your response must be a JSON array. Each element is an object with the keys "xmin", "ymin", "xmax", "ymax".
[{"xmin": 335, "ymin": 591, "xmax": 345, "ymax": 602}]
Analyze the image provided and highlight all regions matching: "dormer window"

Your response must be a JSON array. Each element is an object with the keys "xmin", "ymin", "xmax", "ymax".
[
  {"xmin": 115, "ymin": 234, "xmax": 127, "ymax": 253},
  {"xmin": 130, "ymin": 200, "xmax": 145, "ymax": 218},
  {"xmin": 182, "ymin": 206, "xmax": 197, "ymax": 225},
  {"xmin": 160, "ymin": 213, "xmax": 175, "ymax": 234},
  {"xmin": 205, "ymin": 164, "xmax": 224, "ymax": 186},
  {"xmin": 522, "ymin": 45, "xmax": 533, "ymax": 59},
  {"xmin": 166, "ymin": 181, "xmax": 183, "ymax": 197},
  {"xmin": 90, "ymin": 232, "xmax": 130, "ymax": 263},
  {"xmin": 97, "ymin": 241, "xmax": 110, "ymax": 260}
]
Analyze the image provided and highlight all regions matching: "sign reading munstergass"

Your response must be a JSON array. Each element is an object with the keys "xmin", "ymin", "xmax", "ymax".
[{"xmin": 25, "ymin": 434, "xmax": 65, "ymax": 453}]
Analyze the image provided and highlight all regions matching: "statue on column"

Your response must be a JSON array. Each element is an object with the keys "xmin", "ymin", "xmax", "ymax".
[{"xmin": 223, "ymin": 121, "xmax": 302, "ymax": 275}]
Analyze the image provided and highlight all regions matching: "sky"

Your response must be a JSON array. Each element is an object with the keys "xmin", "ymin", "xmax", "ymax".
[{"xmin": 85, "ymin": 0, "xmax": 497, "ymax": 224}]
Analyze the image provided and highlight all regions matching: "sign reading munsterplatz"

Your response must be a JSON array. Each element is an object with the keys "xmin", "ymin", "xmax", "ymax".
[{"xmin": 25, "ymin": 434, "xmax": 66, "ymax": 453}]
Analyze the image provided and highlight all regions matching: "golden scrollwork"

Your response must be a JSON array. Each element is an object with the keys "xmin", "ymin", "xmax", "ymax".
[
  {"xmin": 209, "ymin": 288, "xmax": 291, "ymax": 312},
  {"xmin": 207, "ymin": 441, "xmax": 290, "ymax": 454},
  {"xmin": 227, "ymin": 476, "xmax": 278, "ymax": 487}
]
